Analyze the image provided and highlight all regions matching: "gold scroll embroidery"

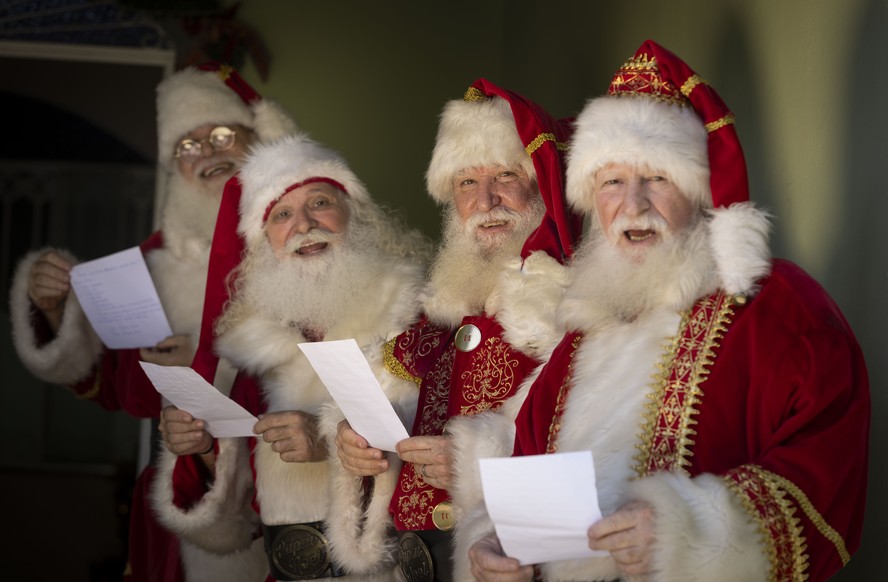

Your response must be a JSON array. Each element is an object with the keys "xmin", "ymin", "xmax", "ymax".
[{"xmin": 458, "ymin": 337, "xmax": 520, "ymax": 416}]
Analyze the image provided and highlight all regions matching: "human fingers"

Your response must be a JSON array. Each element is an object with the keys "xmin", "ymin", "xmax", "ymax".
[
  {"xmin": 468, "ymin": 535, "xmax": 533, "ymax": 581},
  {"xmin": 254, "ymin": 410, "xmax": 310, "ymax": 436}
]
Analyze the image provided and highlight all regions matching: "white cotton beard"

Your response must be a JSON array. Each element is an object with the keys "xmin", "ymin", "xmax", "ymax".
[
  {"xmin": 560, "ymin": 214, "xmax": 719, "ymax": 333},
  {"xmin": 160, "ymin": 172, "xmax": 223, "ymax": 251},
  {"xmin": 421, "ymin": 197, "xmax": 546, "ymax": 324},
  {"xmin": 223, "ymin": 222, "xmax": 383, "ymax": 335}
]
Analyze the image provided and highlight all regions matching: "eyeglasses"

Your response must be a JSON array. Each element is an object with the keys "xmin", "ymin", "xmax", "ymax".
[{"xmin": 174, "ymin": 126, "xmax": 238, "ymax": 159}]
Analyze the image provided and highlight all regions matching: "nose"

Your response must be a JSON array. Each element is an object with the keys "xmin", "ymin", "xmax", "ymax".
[
  {"xmin": 476, "ymin": 178, "xmax": 503, "ymax": 212},
  {"xmin": 289, "ymin": 206, "xmax": 318, "ymax": 236},
  {"xmin": 623, "ymin": 180, "xmax": 651, "ymax": 216}
]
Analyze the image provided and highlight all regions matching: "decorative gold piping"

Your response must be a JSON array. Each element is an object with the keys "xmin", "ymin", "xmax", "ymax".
[
  {"xmin": 706, "ymin": 114, "xmax": 736, "ymax": 133},
  {"xmin": 757, "ymin": 467, "xmax": 850, "ymax": 566},
  {"xmin": 525, "ymin": 133, "xmax": 568, "ymax": 156},
  {"xmin": 384, "ymin": 336, "xmax": 422, "ymax": 386},
  {"xmin": 725, "ymin": 465, "xmax": 810, "ymax": 581},
  {"xmin": 680, "ymin": 74, "xmax": 705, "ymax": 97},
  {"xmin": 463, "ymin": 87, "xmax": 487, "ymax": 102},
  {"xmin": 634, "ymin": 292, "xmax": 735, "ymax": 477},
  {"xmin": 546, "ymin": 333, "xmax": 583, "ymax": 453}
]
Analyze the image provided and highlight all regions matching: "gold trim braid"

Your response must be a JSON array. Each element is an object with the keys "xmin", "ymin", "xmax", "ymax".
[
  {"xmin": 463, "ymin": 87, "xmax": 487, "ymax": 102},
  {"xmin": 706, "ymin": 114, "xmax": 735, "ymax": 133},
  {"xmin": 758, "ymin": 467, "xmax": 851, "ymax": 566},
  {"xmin": 634, "ymin": 291, "xmax": 735, "ymax": 477},
  {"xmin": 680, "ymin": 74, "xmax": 705, "ymax": 97},
  {"xmin": 725, "ymin": 464, "xmax": 810, "ymax": 581},
  {"xmin": 525, "ymin": 133, "xmax": 568, "ymax": 156},
  {"xmin": 384, "ymin": 336, "xmax": 422, "ymax": 386}
]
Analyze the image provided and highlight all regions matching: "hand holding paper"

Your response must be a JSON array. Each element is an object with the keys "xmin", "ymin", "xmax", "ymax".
[
  {"xmin": 139, "ymin": 362, "xmax": 258, "ymax": 437},
  {"xmin": 70, "ymin": 247, "xmax": 173, "ymax": 349},
  {"xmin": 298, "ymin": 339, "xmax": 409, "ymax": 452},
  {"xmin": 479, "ymin": 450, "xmax": 606, "ymax": 565}
]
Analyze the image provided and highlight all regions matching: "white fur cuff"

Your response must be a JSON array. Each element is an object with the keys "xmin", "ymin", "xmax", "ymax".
[{"xmin": 9, "ymin": 248, "xmax": 104, "ymax": 385}]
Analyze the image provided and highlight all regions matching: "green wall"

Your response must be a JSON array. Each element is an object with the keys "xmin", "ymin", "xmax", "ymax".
[{"xmin": 232, "ymin": 1, "xmax": 886, "ymax": 578}]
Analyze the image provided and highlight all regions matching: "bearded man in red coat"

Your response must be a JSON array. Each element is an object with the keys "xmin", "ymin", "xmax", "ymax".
[{"xmin": 468, "ymin": 40, "xmax": 869, "ymax": 582}]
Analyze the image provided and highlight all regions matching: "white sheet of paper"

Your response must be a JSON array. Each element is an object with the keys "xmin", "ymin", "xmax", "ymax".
[
  {"xmin": 139, "ymin": 362, "xmax": 258, "ymax": 438},
  {"xmin": 479, "ymin": 450, "xmax": 606, "ymax": 565},
  {"xmin": 298, "ymin": 339, "xmax": 409, "ymax": 452},
  {"xmin": 70, "ymin": 246, "xmax": 173, "ymax": 349}
]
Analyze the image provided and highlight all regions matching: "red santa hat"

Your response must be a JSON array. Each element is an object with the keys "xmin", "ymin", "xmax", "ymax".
[
  {"xmin": 567, "ymin": 40, "xmax": 770, "ymax": 295},
  {"xmin": 428, "ymin": 79, "xmax": 583, "ymax": 262},
  {"xmin": 190, "ymin": 133, "xmax": 369, "ymax": 382},
  {"xmin": 236, "ymin": 133, "xmax": 371, "ymax": 247},
  {"xmin": 156, "ymin": 62, "xmax": 297, "ymax": 167}
]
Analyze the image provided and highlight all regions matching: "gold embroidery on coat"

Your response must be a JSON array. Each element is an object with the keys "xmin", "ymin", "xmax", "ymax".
[
  {"xmin": 634, "ymin": 292, "xmax": 734, "ymax": 476},
  {"xmin": 418, "ymin": 345, "xmax": 454, "ymax": 434},
  {"xmin": 725, "ymin": 465, "xmax": 809, "ymax": 582},
  {"xmin": 384, "ymin": 337, "xmax": 421, "ymax": 385},
  {"xmin": 762, "ymin": 470, "xmax": 850, "ymax": 566},
  {"xmin": 547, "ymin": 334, "xmax": 584, "ymax": 453},
  {"xmin": 458, "ymin": 337, "xmax": 519, "ymax": 416},
  {"xmin": 395, "ymin": 463, "xmax": 438, "ymax": 529}
]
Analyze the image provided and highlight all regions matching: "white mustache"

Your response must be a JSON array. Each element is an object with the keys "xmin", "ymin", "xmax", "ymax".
[
  {"xmin": 609, "ymin": 213, "xmax": 668, "ymax": 238},
  {"xmin": 464, "ymin": 206, "xmax": 523, "ymax": 230},
  {"xmin": 282, "ymin": 229, "xmax": 342, "ymax": 254}
]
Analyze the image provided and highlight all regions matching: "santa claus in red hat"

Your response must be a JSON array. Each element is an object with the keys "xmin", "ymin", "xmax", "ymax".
[
  {"xmin": 9, "ymin": 63, "xmax": 297, "ymax": 581},
  {"xmin": 467, "ymin": 40, "xmax": 869, "ymax": 582},
  {"xmin": 152, "ymin": 132, "xmax": 429, "ymax": 581},
  {"xmin": 330, "ymin": 79, "xmax": 582, "ymax": 581}
]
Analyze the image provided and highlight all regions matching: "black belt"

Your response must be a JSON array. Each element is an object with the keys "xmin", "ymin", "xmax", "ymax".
[
  {"xmin": 397, "ymin": 529, "xmax": 454, "ymax": 582},
  {"xmin": 262, "ymin": 522, "xmax": 345, "ymax": 580}
]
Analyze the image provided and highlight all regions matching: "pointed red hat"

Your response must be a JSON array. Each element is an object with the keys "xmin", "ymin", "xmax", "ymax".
[
  {"xmin": 427, "ymin": 78, "xmax": 583, "ymax": 262},
  {"xmin": 567, "ymin": 40, "xmax": 749, "ymax": 215}
]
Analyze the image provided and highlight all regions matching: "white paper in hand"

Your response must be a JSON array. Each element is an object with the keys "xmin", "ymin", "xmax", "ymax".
[
  {"xmin": 70, "ymin": 246, "xmax": 173, "ymax": 349},
  {"xmin": 139, "ymin": 362, "xmax": 258, "ymax": 437},
  {"xmin": 479, "ymin": 450, "xmax": 605, "ymax": 565},
  {"xmin": 298, "ymin": 339, "xmax": 409, "ymax": 452}
]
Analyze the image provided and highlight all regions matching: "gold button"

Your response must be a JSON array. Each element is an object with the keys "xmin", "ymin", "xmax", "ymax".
[
  {"xmin": 454, "ymin": 324, "xmax": 481, "ymax": 352},
  {"xmin": 432, "ymin": 500, "xmax": 456, "ymax": 531}
]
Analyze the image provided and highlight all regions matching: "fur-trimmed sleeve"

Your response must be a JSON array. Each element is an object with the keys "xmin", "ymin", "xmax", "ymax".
[
  {"xmin": 151, "ymin": 438, "xmax": 259, "ymax": 554},
  {"xmin": 317, "ymin": 359, "xmax": 418, "ymax": 575},
  {"xmin": 10, "ymin": 248, "xmax": 104, "ymax": 385}
]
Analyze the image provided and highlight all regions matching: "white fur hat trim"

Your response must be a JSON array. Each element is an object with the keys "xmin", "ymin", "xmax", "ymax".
[
  {"xmin": 156, "ymin": 68, "xmax": 297, "ymax": 167},
  {"xmin": 566, "ymin": 96, "xmax": 710, "ymax": 214},
  {"xmin": 237, "ymin": 133, "xmax": 370, "ymax": 245},
  {"xmin": 426, "ymin": 96, "xmax": 535, "ymax": 203}
]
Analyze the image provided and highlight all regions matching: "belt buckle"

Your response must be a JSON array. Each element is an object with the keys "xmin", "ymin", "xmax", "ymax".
[
  {"xmin": 397, "ymin": 531, "xmax": 434, "ymax": 582},
  {"xmin": 268, "ymin": 523, "xmax": 330, "ymax": 580}
]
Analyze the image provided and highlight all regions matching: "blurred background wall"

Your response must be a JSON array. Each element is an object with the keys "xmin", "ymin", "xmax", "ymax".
[{"xmin": 1, "ymin": 0, "xmax": 883, "ymax": 579}]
